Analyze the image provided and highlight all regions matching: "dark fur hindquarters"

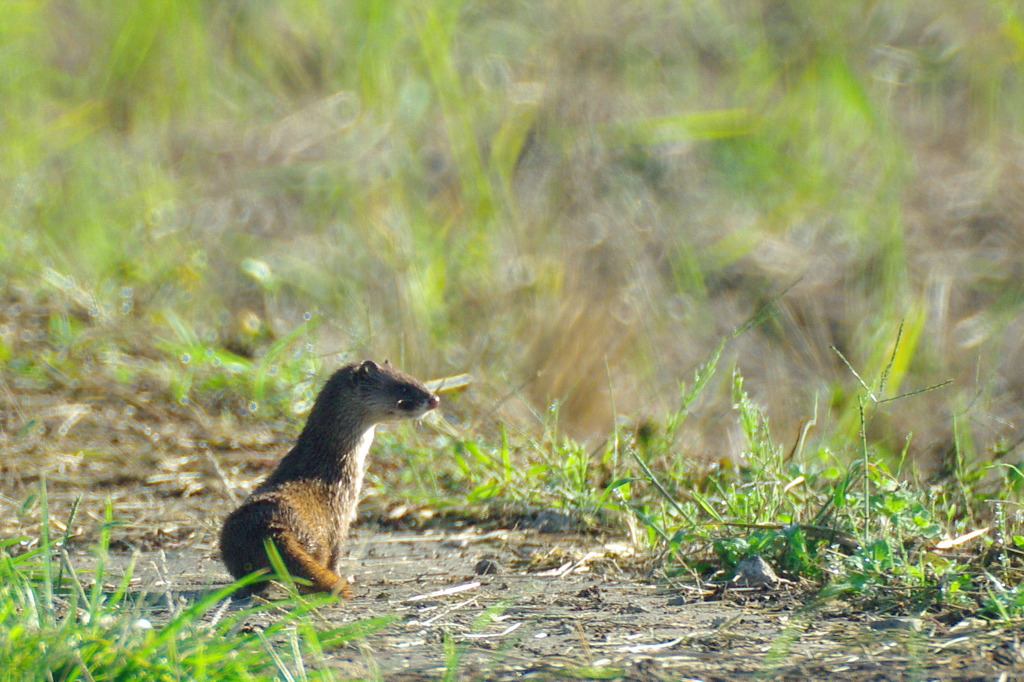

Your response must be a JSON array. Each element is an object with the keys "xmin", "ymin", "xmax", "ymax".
[{"xmin": 219, "ymin": 498, "xmax": 350, "ymax": 597}]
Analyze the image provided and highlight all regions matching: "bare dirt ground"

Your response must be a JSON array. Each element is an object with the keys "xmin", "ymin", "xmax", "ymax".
[
  {"xmin": 3, "ymin": 386, "xmax": 1024, "ymax": 680},
  {"xmin": 69, "ymin": 526, "xmax": 1024, "ymax": 681}
]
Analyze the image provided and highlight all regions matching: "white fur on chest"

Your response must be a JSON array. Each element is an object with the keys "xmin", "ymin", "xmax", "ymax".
[
  {"xmin": 348, "ymin": 425, "xmax": 375, "ymax": 500},
  {"xmin": 329, "ymin": 425, "xmax": 376, "ymax": 573},
  {"xmin": 337, "ymin": 425, "xmax": 375, "ymax": 518}
]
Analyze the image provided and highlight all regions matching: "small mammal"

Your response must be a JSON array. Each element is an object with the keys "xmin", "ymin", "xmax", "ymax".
[{"xmin": 219, "ymin": 360, "xmax": 439, "ymax": 597}]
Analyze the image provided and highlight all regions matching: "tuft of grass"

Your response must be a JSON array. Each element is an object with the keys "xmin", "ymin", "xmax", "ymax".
[
  {"xmin": 0, "ymin": 481, "xmax": 392, "ymax": 681},
  {"xmin": 600, "ymin": 326, "xmax": 1024, "ymax": 619}
]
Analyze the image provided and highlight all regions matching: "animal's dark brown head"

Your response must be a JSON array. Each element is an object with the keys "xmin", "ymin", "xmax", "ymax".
[{"xmin": 349, "ymin": 360, "xmax": 440, "ymax": 422}]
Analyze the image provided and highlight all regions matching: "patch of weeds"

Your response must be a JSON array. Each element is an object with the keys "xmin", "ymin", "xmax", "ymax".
[
  {"xmin": 611, "ymin": 326, "xmax": 1024, "ymax": 621},
  {"xmin": 375, "ymin": 415, "xmax": 624, "ymax": 525},
  {"xmin": 156, "ymin": 309, "xmax": 324, "ymax": 417},
  {"xmin": 0, "ymin": 275, "xmax": 332, "ymax": 430}
]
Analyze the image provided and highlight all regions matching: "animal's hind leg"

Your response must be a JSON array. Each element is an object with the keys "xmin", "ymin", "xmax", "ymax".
[{"xmin": 272, "ymin": 531, "xmax": 352, "ymax": 598}]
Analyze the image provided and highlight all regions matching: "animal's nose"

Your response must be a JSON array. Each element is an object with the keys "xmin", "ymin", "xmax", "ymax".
[{"xmin": 428, "ymin": 394, "xmax": 440, "ymax": 409}]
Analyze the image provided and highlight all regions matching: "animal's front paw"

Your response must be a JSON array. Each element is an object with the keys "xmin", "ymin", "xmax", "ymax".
[{"xmin": 330, "ymin": 577, "xmax": 353, "ymax": 600}]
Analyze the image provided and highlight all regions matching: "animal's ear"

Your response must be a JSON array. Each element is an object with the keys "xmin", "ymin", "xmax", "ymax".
[
  {"xmin": 383, "ymin": 359, "xmax": 392, "ymax": 368},
  {"xmin": 357, "ymin": 360, "xmax": 381, "ymax": 376}
]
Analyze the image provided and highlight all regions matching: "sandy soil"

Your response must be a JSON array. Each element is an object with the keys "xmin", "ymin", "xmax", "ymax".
[
  {"xmin": 3, "ymin": 387, "xmax": 1022, "ymax": 680},
  {"xmin": 62, "ymin": 524, "xmax": 1023, "ymax": 681}
]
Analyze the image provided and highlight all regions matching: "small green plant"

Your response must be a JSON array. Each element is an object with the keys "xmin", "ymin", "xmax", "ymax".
[{"xmin": 157, "ymin": 310, "xmax": 324, "ymax": 414}]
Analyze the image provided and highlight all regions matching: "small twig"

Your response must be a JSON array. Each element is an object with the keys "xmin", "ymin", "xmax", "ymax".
[
  {"xmin": 413, "ymin": 596, "xmax": 479, "ymax": 627},
  {"xmin": 407, "ymin": 581, "xmax": 481, "ymax": 602},
  {"xmin": 203, "ymin": 449, "xmax": 239, "ymax": 506},
  {"xmin": 542, "ymin": 551, "xmax": 603, "ymax": 578},
  {"xmin": 201, "ymin": 596, "xmax": 232, "ymax": 631},
  {"xmin": 0, "ymin": 373, "xmax": 27, "ymax": 426},
  {"xmin": 615, "ymin": 636, "xmax": 684, "ymax": 654},
  {"xmin": 461, "ymin": 622, "xmax": 522, "ymax": 640},
  {"xmin": 574, "ymin": 621, "xmax": 594, "ymax": 666},
  {"xmin": 785, "ymin": 395, "xmax": 818, "ymax": 463},
  {"xmin": 535, "ymin": 561, "xmax": 574, "ymax": 578}
]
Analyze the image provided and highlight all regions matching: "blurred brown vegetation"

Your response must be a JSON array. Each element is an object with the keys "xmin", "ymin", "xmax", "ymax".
[{"xmin": 3, "ymin": 0, "xmax": 1024, "ymax": 469}]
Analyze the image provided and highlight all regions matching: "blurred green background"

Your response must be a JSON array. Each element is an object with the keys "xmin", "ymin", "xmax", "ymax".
[{"xmin": 3, "ymin": 0, "xmax": 1024, "ymax": 468}]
